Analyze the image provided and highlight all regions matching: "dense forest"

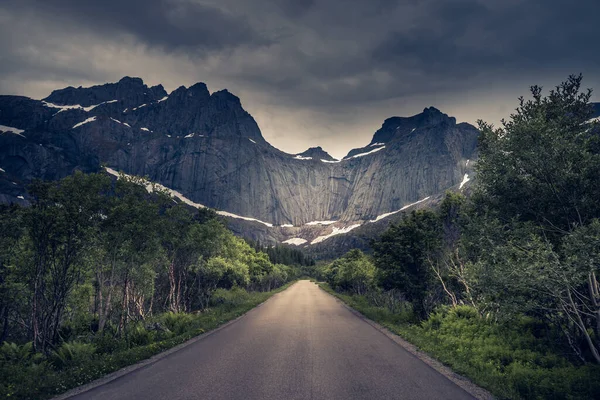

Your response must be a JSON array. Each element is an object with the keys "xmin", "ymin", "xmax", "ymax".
[
  {"xmin": 247, "ymin": 239, "xmax": 316, "ymax": 269},
  {"xmin": 315, "ymin": 76, "xmax": 600, "ymax": 398},
  {"xmin": 0, "ymin": 171, "xmax": 298, "ymax": 398}
]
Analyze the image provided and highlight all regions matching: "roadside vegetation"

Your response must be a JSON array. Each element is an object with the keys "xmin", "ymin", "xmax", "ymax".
[
  {"xmin": 312, "ymin": 76, "xmax": 600, "ymax": 399},
  {"xmin": 0, "ymin": 172, "xmax": 302, "ymax": 399}
]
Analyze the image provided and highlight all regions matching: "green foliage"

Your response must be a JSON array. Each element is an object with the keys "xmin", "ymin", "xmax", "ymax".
[
  {"xmin": 407, "ymin": 307, "xmax": 600, "ymax": 399},
  {"xmin": 211, "ymin": 287, "xmax": 251, "ymax": 309},
  {"xmin": 248, "ymin": 240, "xmax": 315, "ymax": 267},
  {"xmin": 0, "ymin": 169, "xmax": 299, "ymax": 399},
  {"xmin": 127, "ymin": 324, "xmax": 154, "ymax": 347},
  {"xmin": 160, "ymin": 312, "xmax": 196, "ymax": 336},
  {"xmin": 51, "ymin": 342, "xmax": 97, "ymax": 369},
  {"xmin": 0, "ymin": 284, "xmax": 294, "ymax": 399},
  {"xmin": 373, "ymin": 210, "xmax": 441, "ymax": 318},
  {"xmin": 476, "ymin": 74, "xmax": 600, "ymax": 235},
  {"xmin": 324, "ymin": 249, "xmax": 377, "ymax": 295},
  {"xmin": 0, "ymin": 342, "xmax": 39, "ymax": 364},
  {"xmin": 469, "ymin": 76, "xmax": 600, "ymax": 362}
]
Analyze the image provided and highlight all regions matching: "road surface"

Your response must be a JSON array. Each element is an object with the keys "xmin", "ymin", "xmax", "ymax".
[{"xmin": 72, "ymin": 280, "xmax": 474, "ymax": 400}]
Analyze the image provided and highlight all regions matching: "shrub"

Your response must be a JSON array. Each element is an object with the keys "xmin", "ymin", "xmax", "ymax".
[
  {"xmin": 0, "ymin": 342, "xmax": 39, "ymax": 364},
  {"xmin": 160, "ymin": 312, "xmax": 195, "ymax": 335},
  {"xmin": 51, "ymin": 342, "xmax": 97, "ymax": 369},
  {"xmin": 127, "ymin": 323, "xmax": 154, "ymax": 347},
  {"xmin": 93, "ymin": 333, "xmax": 127, "ymax": 354},
  {"xmin": 211, "ymin": 287, "xmax": 251, "ymax": 308}
]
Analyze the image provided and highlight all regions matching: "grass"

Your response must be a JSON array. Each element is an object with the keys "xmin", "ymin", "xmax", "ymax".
[
  {"xmin": 0, "ymin": 282, "xmax": 295, "ymax": 400},
  {"xmin": 318, "ymin": 283, "xmax": 600, "ymax": 400}
]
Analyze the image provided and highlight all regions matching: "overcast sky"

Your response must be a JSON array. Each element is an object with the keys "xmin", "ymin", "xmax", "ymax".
[{"xmin": 1, "ymin": 0, "xmax": 599, "ymax": 158}]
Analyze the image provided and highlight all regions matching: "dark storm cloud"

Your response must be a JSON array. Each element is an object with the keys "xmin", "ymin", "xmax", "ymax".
[
  {"xmin": 5, "ymin": 0, "xmax": 268, "ymax": 51},
  {"xmin": 1, "ymin": 0, "xmax": 599, "ymax": 157},
  {"xmin": 372, "ymin": 0, "xmax": 600, "ymax": 80}
]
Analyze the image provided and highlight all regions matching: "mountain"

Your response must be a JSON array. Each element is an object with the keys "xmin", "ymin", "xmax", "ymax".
[
  {"xmin": 0, "ymin": 77, "xmax": 479, "ymax": 250},
  {"xmin": 295, "ymin": 146, "xmax": 337, "ymax": 161}
]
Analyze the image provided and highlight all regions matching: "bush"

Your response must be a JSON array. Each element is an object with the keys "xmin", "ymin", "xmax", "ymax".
[
  {"xmin": 51, "ymin": 342, "xmax": 97, "ymax": 369},
  {"xmin": 211, "ymin": 287, "xmax": 251, "ymax": 308},
  {"xmin": 127, "ymin": 323, "xmax": 154, "ymax": 347},
  {"xmin": 93, "ymin": 333, "xmax": 127, "ymax": 354},
  {"xmin": 0, "ymin": 343, "xmax": 51, "ymax": 399},
  {"xmin": 160, "ymin": 312, "xmax": 196, "ymax": 335},
  {"xmin": 0, "ymin": 342, "xmax": 38, "ymax": 364}
]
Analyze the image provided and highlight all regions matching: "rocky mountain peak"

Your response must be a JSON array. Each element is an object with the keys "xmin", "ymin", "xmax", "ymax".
[
  {"xmin": 296, "ymin": 146, "xmax": 337, "ymax": 161},
  {"xmin": 167, "ymin": 83, "xmax": 210, "ymax": 104},
  {"xmin": 210, "ymin": 89, "xmax": 241, "ymax": 105},
  {"xmin": 44, "ymin": 76, "xmax": 167, "ymax": 108},
  {"xmin": 370, "ymin": 106, "xmax": 456, "ymax": 145},
  {"xmin": 420, "ymin": 106, "xmax": 455, "ymax": 126}
]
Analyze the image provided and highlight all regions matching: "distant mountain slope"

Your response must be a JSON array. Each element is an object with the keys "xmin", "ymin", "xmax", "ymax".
[{"xmin": 0, "ymin": 77, "xmax": 480, "ymax": 246}]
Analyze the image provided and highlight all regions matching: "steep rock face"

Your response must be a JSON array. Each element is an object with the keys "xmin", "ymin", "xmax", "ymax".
[{"xmin": 0, "ymin": 77, "xmax": 479, "ymax": 239}]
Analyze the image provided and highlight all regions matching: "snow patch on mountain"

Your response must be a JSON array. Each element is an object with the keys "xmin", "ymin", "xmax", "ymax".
[
  {"xmin": 311, "ymin": 224, "xmax": 362, "ymax": 244},
  {"xmin": 0, "ymin": 125, "xmax": 25, "ymax": 136},
  {"xmin": 283, "ymin": 238, "xmax": 308, "ymax": 246},
  {"xmin": 305, "ymin": 220, "xmax": 337, "ymax": 226},
  {"xmin": 72, "ymin": 117, "xmax": 97, "ymax": 129},
  {"xmin": 43, "ymin": 100, "xmax": 117, "ymax": 114},
  {"xmin": 104, "ymin": 167, "xmax": 274, "ymax": 228},
  {"xmin": 346, "ymin": 146, "xmax": 386, "ymax": 160},
  {"xmin": 110, "ymin": 118, "xmax": 130, "ymax": 127},
  {"xmin": 211, "ymin": 211, "xmax": 273, "ymax": 227},
  {"xmin": 370, "ymin": 196, "xmax": 431, "ymax": 222},
  {"xmin": 459, "ymin": 173, "xmax": 470, "ymax": 189}
]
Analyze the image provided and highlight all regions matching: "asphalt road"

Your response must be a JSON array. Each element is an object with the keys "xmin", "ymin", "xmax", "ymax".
[{"xmin": 72, "ymin": 280, "xmax": 474, "ymax": 400}]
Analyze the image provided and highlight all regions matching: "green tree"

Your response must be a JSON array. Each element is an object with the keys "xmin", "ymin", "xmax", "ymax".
[
  {"xmin": 476, "ymin": 74, "xmax": 600, "ymax": 236},
  {"xmin": 373, "ymin": 210, "xmax": 441, "ymax": 319},
  {"xmin": 195, "ymin": 257, "xmax": 225, "ymax": 310},
  {"xmin": 473, "ymin": 75, "xmax": 600, "ymax": 363},
  {"xmin": 0, "ymin": 205, "xmax": 26, "ymax": 342},
  {"xmin": 102, "ymin": 175, "xmax": 160, "ymax": 336},
  {"xmin": 25, "ymin": 172, "xmax": 110, "ymax": 351},
  {"xmin": 327, "ymin": 249, "xmax": 377, "ymax": 296}
]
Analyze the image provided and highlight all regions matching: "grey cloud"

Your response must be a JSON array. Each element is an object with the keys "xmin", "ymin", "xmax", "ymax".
[
  {"xmin": 4, "ymin": 0, "xmax": 269, "ymax": 51},
  {"xmin": 371, "ymin": 0, "xmax": 600, "ymax": 78}
]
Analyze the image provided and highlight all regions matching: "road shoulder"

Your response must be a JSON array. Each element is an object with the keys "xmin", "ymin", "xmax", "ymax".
[
  {"xmin": 52, "ymin": 282, "xmax": 297, "ymax": 400},
  {"xmin": 316, "ymin": 283, "xmax": 494, "ymax": 400}
]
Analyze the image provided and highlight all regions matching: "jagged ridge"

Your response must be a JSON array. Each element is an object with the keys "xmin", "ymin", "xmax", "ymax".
[{"xmin": 0, "ymin": 77, "xmax": 479, "ymax": 243}]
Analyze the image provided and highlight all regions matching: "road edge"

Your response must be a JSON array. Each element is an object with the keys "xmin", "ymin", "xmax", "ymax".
[
  {"xmin": 52, "ymin": 281, "xmax": 300, "ymax": 400},
  {"xmin": 315, "ymin": 282, "xmax": 495, "ymax": 400}
]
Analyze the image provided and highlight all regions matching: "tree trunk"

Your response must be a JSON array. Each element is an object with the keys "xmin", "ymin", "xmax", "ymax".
[
  {"xmin": 118, "ymin": 272, "xmax": 129, "ymax": 337},
  {"xmin": 567, "ymin": 286, "xmax": 600, "ymax": 363}
]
